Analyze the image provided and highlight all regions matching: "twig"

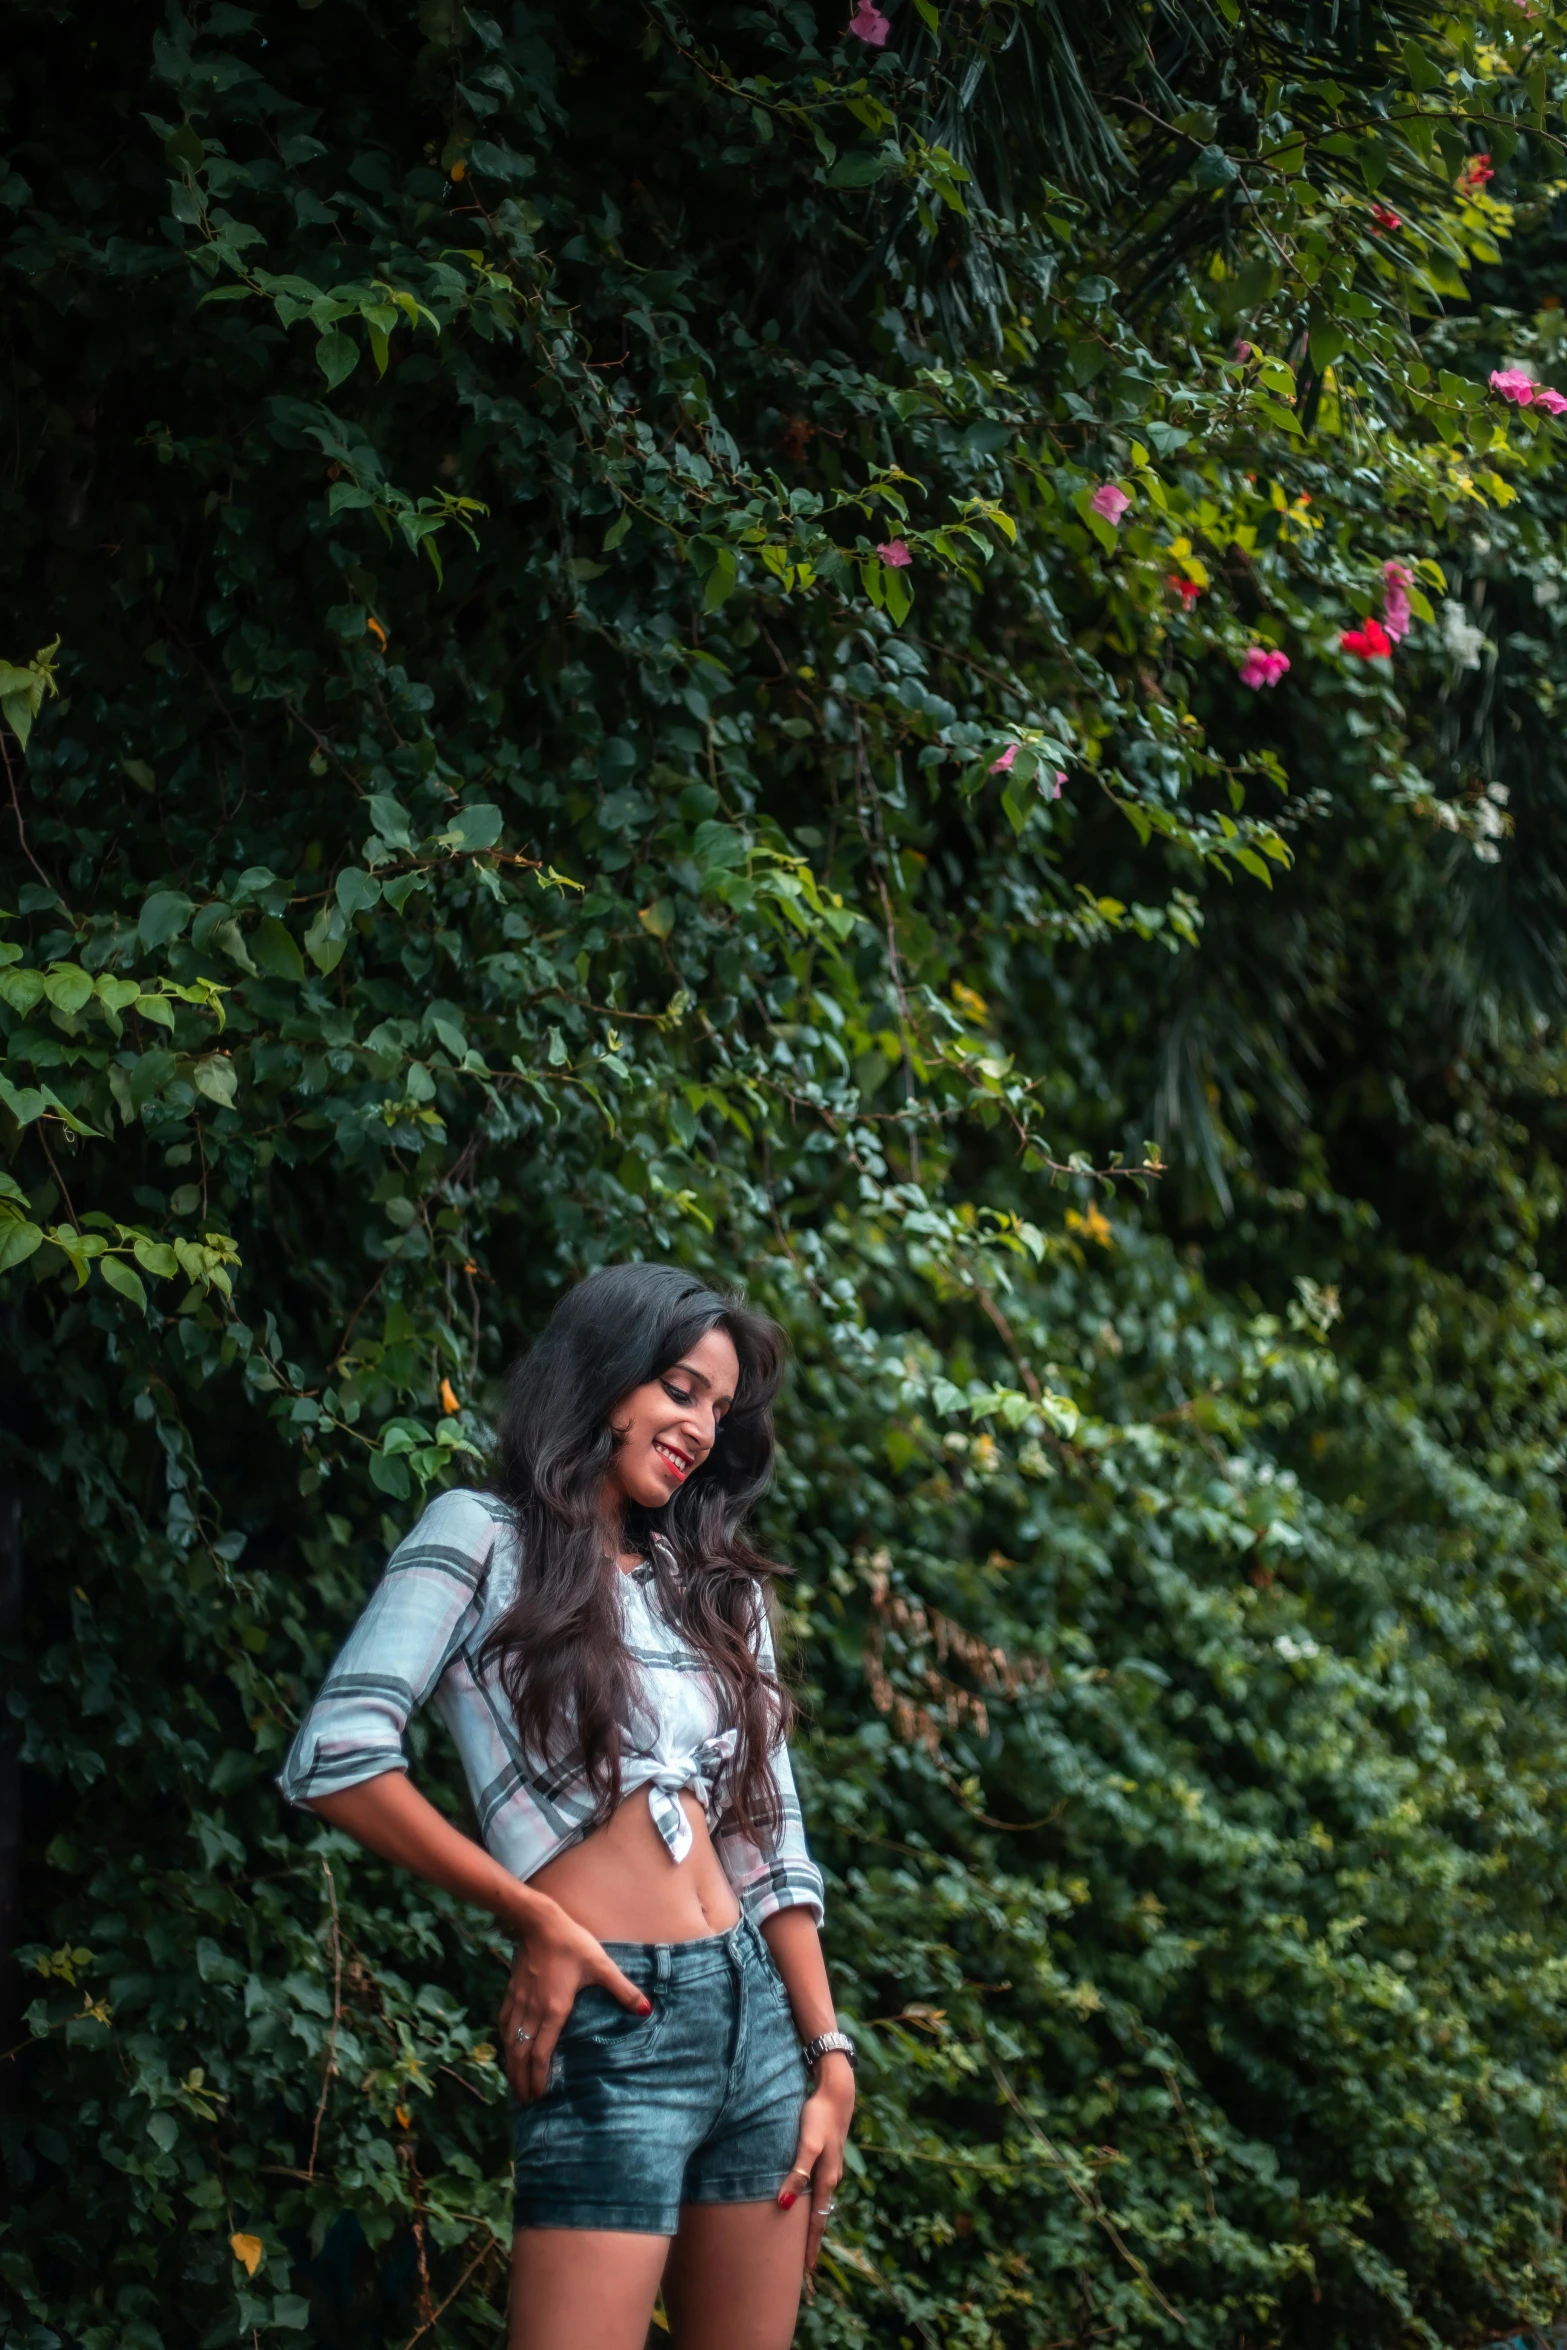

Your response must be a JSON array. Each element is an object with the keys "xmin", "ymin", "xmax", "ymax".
[
  {"xmin": 36, "ymin": 1123, "xmax": 80, "ymax": 1231},
  {"xmin": 856, "ymin": 2143, "xmax": 1035, "ymax": 2177},
  {"xmin": 937, "ymin": 1767, "xmax": 1066, "ymax": 1833},
  {"xmin": 333, "ymin": 1134, "xmax": 484, "ymax": 1369},
  {"xmin": 400, "ymin": 2139, "xmax": 436, "ymax": 2330},
  {"xmin": 1158, "ymin": 2065, "xmax": 1217, "ymax": 2222},
  {"xmin": 851, "ymin": 716, "xmax": 919, "ymax": 1181},
  {"xmin": 463, "ymin": 1265, "xmax": 484, "ymax": 1386},
  {"xmin": 397, "ymin": 2235, "xmax": 501, "ymax": 2350},
  {"xmin": 0, "ymin": 726, "xmax": 66, "ymax": 904},
  {"xmin": 305, "ymin": 1858, "xmax": 343, "ymax": 2179},
  {"xmin": 975, "ymin": 1288, "xmax": 1041, "ymax": 1402},
  {"xmin": 332, "ymin": 1263, "xmax": 390, "ymax": 1368},
  {"xmin": 989, "ymin": 2055, "xmax": 1186, "ymax": 2326},
  {"xmin": 436, "ymin": 2061, "xmax": 492, "ymax": 2104}
]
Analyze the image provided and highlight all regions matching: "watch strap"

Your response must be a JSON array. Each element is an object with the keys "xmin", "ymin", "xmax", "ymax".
[{"xmin": 801, "ymin": 2029, "xmax": 857, "ymax": 2072}]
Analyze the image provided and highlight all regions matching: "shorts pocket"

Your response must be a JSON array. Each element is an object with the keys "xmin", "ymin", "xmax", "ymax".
[{"xmin": 561, "ymin": 1983, "xmax": 664, "ymax": 2061}]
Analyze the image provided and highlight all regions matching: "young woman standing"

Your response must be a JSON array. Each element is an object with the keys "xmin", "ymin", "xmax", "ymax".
[{"xmin": 279, "ymin": 1264, "xmax": 854, "ymax": 2350}]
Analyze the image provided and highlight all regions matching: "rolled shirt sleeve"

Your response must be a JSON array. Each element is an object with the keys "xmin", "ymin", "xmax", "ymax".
[
  {"xmin": 278, "ymin": 1488, "xmax": 499, "ymax": 1807},
  {"xmin": 712, "ymin": 1589, "xmax": 826, "ymax": 1928}
]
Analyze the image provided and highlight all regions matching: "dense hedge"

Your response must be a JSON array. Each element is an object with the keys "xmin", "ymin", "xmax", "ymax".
[{"xmin": 7, "ymin": 2, "xmax": 1567, "ymax": 2345}]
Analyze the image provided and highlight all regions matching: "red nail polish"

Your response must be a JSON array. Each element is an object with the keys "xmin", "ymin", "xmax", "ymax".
[
  {"xmin": 637, "ymin": 1997, "xmax": 653, "ymax": 2017},
  {"xmin": 779, "ymin": 2192, "xmax": 796, "ymax": 2209}
]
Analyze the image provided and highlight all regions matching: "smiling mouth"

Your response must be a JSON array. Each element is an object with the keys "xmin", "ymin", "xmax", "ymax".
[{"xmin": 653, "ymin": 1438, "xmax": 694, "ymax": 1480}]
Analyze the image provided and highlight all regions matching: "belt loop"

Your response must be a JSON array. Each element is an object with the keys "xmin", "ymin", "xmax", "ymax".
[{"xmin": 656, "ymin": 1943, "xmax": 672, "ymax": 1990}]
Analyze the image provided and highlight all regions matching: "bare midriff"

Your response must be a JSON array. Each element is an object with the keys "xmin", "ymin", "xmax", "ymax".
[{"xmin": 527, "ymin": 1784, "xmax": 742, "ymax": 1944}]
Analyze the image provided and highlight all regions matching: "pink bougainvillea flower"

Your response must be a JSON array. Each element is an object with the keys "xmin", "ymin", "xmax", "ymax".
[
  {"xmin": 848, "ymin": 0, "xmax": 891, "ymax": 43},
  {"xmin": 875, "ymin": 538, "xmax": 912, "ymax": 567},
  {"xmin": 989, "ymin": 745, "xmax": 1065, "ymax": 795},
  {"xmin": 1168, "ymin": 573, "xmax": 1202, "ymax": 608},
  {"xmin": 1239, "ymin": 646, "xmax": 1290, "ymax": 690},
  {"xmin": 1371, "ymin": 202, "xmax": 1402, "ymax": 234},
  {"xmin": 1490, "ymin": 367, "xmax": 1536, "ymax": 404},
  {"xmin": 1533, "ymin": 386, "xmax": 1567, "ymax": 415},
  {"xmin": 1383, "ymin": 559, "xmax": 1414, "ymax": 643},
  {"xmin": 1089, "ymin": 483, "xmax": 1130, "ymax": 525},
  {"xmin": 1341, "ymin": 617, "xmax": 1393, "ymax": 660}
]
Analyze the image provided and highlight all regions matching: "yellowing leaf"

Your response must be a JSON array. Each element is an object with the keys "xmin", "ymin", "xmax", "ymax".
[{"xmin": 230, "ymin": 2233, "xmax": 264, "ymax": 2277}]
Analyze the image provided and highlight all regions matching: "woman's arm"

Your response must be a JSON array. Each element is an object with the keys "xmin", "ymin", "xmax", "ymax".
[
  {"xmin": 310, "ymin": 1772, "xmax": 650, "ymax": 2102},
  {"xmin": 312, "ymin": 1769, "xmax": 547, "ymax": 1921},
  {"xmin": 762, "ymin": 1905, "xmax": 855, "ymax": 2277}
]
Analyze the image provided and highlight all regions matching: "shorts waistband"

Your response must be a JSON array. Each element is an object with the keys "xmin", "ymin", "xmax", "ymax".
[{"xmin": 597, "ymin": 1916, "xmax": 767, "ymax": 1986}]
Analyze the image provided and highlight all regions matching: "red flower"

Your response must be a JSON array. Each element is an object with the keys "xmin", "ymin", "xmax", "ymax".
[
  {"xmin": 1167, "ymin": 574, "xmax": 1202, "ymax": 607},
  {"xmin": 1371, "ymin": 202, "xmax": 1402, "ymax": 234},
  {"xmin": 1340, "ymin": 617, "xmax": 1393, "ymax": 660},
  {"xmin": 1457, "ymin": 153, "xmax": 1494, "ymax": 196}
]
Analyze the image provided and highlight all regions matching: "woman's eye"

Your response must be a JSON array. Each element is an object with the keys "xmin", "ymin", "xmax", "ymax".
[{"xmin": 662, "ymin": 1382, "xmax": 694, "ymax": 1406}]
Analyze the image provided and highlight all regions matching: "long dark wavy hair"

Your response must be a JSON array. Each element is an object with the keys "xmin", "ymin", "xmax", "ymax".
[{"xmin": 483, "ymin": 1264, "xmax": 794, "ymax": 1844}]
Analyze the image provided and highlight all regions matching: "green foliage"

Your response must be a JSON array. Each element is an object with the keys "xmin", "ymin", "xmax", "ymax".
[{"xmin": 5, "ymin": 2, "xmax": 1567, "ymax": 2344}]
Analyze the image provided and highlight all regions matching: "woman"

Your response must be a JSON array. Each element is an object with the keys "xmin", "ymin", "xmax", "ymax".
[{"xmin": 279, "ymin": 1264, "xmax": 854, "ymax": 2350}]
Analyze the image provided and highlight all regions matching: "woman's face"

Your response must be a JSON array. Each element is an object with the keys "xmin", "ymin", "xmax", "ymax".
[{"xmin": 603, "ymin": 1323, "xmax": 741, "ymax": 1518}]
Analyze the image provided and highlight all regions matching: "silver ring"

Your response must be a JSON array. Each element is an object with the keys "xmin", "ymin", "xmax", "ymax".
[
  {"xmin": 515, "ymin": 2026, "xmax": 534, "ymax": 2043},
  {"xmin": 813, "ymin": 2202, "xmax": 835, "ymax": 2216}
]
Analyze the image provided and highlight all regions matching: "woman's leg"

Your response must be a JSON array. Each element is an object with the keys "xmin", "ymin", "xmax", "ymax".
[
  {"xmin": 662, "ymin": 2199, "xmax": 811, "ymax": 2350},
  {"xmin": 508, "ymin": 2226, "xmax": 670, "ymax": 2350}
]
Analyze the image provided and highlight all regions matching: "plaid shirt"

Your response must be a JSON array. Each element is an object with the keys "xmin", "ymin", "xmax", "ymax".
[{"xmin": 278, "ymin": 1487, "xmax": 825, "ymax": 1927}]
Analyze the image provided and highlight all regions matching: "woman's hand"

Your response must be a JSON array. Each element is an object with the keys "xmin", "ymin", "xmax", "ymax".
[
  {"xmin": 499, "ymin": 1896, "xmax": 650, "ymax": 2104},
  {"xmin": 779, "ymin": 2052, "xmax": 855, "ymax": 2280}
]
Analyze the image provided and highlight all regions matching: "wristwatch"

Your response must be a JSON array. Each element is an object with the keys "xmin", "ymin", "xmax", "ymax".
[{"xmin": 801, "ymin": 2029, "xmax": 857, "ymax": 2073}]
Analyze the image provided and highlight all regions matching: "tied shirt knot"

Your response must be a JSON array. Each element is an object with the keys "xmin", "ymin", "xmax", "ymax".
[{"xmin": 643, "ymin": 1728, "xmax": 739, "ymax": 1863}]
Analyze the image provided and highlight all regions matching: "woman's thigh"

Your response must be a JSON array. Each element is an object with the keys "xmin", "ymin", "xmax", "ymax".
[
  {"xmin": 663, "ymin": 2198, "xmax": 811, "ymax": 2350},
  {"xmin": 508, "ymin": 2226, "xmax": 670, "ymax": 2350}
]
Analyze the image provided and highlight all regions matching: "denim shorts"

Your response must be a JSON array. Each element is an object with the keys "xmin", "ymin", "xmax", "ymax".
[{"xmin": 510, "ymin": 1914, "xmax": 809, "ymax": 2234}]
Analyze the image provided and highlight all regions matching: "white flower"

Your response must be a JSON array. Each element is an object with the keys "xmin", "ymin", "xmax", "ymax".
[{"xmin": 1441, "ymin": 601, "xmax": 1487, "ymax": 670}]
